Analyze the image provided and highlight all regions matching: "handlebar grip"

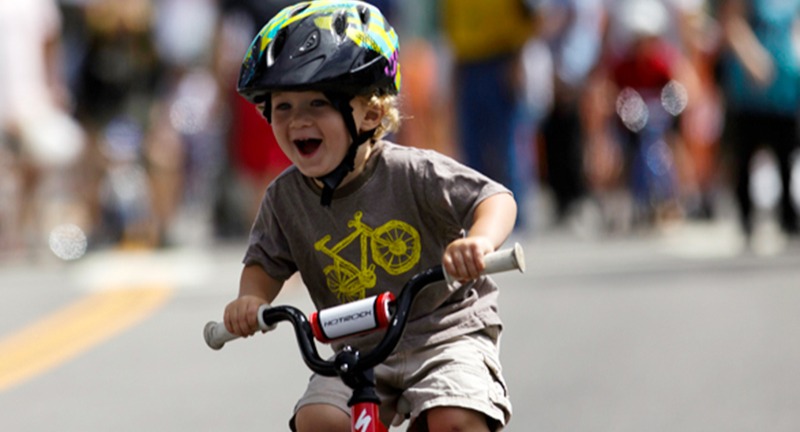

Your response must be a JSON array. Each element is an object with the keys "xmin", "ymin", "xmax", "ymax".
[
  {"xmin": 445, "ymin": 242, "xmax": 525, "ymax": 285},
  {"xmin": 204, "ymin": 321, "xmax": 238, "ymax": 350},
  {"xmin": 485, "ymin": 242, "xmax": 526, "ymax": 274},
  {"xmin": 204, "ymin": 305, "xmax": 274, "ymax": 350}
]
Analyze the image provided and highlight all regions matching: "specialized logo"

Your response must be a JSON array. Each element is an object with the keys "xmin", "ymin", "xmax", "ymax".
[
  {"xmin": 315, "ymin": 211, "xmax": 420, "ymax": 302},
  {"xmin": 355, "ymin": 408, "xmax": 372, "ymax": 432}
]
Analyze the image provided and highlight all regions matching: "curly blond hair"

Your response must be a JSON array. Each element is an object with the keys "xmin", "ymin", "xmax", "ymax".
[{"xmin": 367, "ymin": 94, "xmax": 401, "ymax": 140}]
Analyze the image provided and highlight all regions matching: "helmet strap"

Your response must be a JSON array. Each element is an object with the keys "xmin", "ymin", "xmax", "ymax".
[
  {"xmin": 260, "ymin": 94, "xmax": 273, "ymax": 123},
  {"xmin": 316, "ymin": 92, "xmax": 375, "ymax": 207}
]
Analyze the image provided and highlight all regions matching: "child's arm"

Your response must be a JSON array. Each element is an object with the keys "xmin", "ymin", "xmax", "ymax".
[
  {"xmin": 224, "ymin": 264, "xmax": 284, "ymax": 337},
  {"xmin": 443, "ymin": 193, "xmax": 518, "ymax": 282}
]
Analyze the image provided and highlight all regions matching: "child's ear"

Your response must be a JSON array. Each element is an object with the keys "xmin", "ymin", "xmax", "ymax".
[{"xmin": 359, "ymin": 103, "xmax": 383, "ymax": 131}]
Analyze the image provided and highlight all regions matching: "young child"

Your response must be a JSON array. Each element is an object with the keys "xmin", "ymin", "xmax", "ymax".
[{"xmin": 222, "ymin": 2, "xmax": 517, "ymax": 431}]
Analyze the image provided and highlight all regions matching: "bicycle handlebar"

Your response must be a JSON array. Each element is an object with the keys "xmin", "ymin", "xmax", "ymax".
[{"xmin": 204, "ymin": 243, "xmax": 525, "ymax": 376}]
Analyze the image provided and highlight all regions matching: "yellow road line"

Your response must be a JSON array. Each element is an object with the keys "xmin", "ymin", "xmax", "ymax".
[{"xmin": 0, "ymin": 286, "xmax": 172, "ymax": 392}]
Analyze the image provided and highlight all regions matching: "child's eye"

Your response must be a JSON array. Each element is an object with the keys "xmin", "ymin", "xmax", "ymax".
[
  {"xmin": 273, "ymin": 102, "xmax": 291, "ymax": 111},
  {"xmin": 310, "ymin": 99, "xmax": 330, "ymax": 108}
]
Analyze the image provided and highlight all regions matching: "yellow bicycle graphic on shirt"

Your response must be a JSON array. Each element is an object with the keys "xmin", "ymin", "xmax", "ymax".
[{"xmin": 315, "ymin": 211, "xmax": 421, "ymax": 302}]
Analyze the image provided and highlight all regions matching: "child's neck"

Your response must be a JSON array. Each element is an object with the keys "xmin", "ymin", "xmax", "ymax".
[{"xmin": 313, "ymin": 141, "xmax": 374, "ymax": 189}]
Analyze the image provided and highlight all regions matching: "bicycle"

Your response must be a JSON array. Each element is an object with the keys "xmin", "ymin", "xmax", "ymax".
[{"xmin": 204, "ymin": 243, "xmax": 525, "ymax": 432}]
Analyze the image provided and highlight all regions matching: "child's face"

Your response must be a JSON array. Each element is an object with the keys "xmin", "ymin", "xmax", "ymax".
[{"xmin": 268, "ymin": 91, "xmax": 375, "ymax": 179}]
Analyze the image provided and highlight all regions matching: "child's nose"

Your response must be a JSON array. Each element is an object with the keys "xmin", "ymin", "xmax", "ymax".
[{"xmin": 289, "ymin": 108, "xmax": 314, "ymax": 127}]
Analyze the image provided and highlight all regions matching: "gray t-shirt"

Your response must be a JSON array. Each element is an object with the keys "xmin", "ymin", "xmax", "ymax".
[{"xmin": 243, "ymin": 140, "xmax": 512, "ymax": 351}]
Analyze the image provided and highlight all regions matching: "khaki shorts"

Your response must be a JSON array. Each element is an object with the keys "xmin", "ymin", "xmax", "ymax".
[{"xmin": 291, "ymin": 328, "xmax": 512, "ymax": 431}]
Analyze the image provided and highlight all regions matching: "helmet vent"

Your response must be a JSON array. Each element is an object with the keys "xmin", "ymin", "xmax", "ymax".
[
  {"xmin": 358, "ymin": 6, "xmax": 370, "ymax": 25},
  {"xmin": 267, "ymin": 29, "xmax": 287, "ymax": 67},
  {"xmin": 333, "ymin": 11, "xmax": 348, "ymax": 36}
]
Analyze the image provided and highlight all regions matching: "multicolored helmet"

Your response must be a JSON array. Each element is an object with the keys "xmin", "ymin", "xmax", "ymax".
[{"xmin": 237, "ymin": 0, "xmax": 401, "ymax": 103}]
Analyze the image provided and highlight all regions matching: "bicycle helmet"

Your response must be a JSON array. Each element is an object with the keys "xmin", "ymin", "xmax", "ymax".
[{"xmin": 237, "ymin": 0, "xmax": 401, "ymax": 207}]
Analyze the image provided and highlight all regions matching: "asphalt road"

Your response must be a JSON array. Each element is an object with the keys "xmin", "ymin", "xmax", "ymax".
[{"xmin": 1, "ymin": 219, "xmax": 799, "ymax": 432}]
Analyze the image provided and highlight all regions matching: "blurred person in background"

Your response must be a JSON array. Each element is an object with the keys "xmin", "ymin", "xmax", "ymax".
[
  {"xmin": 535, "ymin": 0, "xmax": 606, "ymax": 227},
  {"xmin": 211, "ymin": 0, "xmax": 296, "ymax": 237},
  {"xmin": 394, "ymin": 37, "xmax": 454, "ymax": 155},
  {"xmin": 588, "ymin": 0, "xmax": 700, "ymax": 230},
  {"xmin": 391, "ymin": 0, "xmax": 459, "ymax": 158},
  {"xmin": 668, "ymin": 0, "xmax": 724, "ymax": 221},
  {"xmin": 72, "ymin": 0, "xmax": 166, "ymax": 248},
  {"xmin": 149, "ymin": 0, "xmax": 228, "ymax": 247},
  {"xmin": 716, "ymin": 0, "xmax": 800, "ymax": 240},
  {"xmin": 439, "ymin": 0, "xmax": 538, "ymax": 231},
  {"xmin": 0, "ymin": 0, "xmax": 86, "ymax": 259}
]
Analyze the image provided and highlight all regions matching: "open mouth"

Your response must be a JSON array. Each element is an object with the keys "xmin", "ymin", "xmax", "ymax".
[{"xmin": 294, "ymin": 138, "xmax": 322, "ymax": 156}]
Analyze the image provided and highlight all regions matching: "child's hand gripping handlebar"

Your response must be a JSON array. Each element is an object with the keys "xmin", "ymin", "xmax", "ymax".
[
  {"xmin": 443, "ymin": 242, "xmax": 525, "ymax": 285},
  {"xmin": 203, "ymin": 303, "xmax": 276, "ymax": 350},
  {"xmin": 203, "ymin": 243, "xmax": 525, "ymax": 373}
]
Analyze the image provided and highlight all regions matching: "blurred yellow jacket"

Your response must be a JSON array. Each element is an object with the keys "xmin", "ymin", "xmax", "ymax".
[{"xmin": 442, "ymin": 0, "xmax": 536, "ymax": 63}]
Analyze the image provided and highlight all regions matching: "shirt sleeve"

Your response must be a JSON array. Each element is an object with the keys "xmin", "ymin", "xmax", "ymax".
[
  {"xmin": 419, "ymin": 150, "xmax": 512, "ymax": 230},
  {"xmin": 242, "ymin": 191, "xmax": 298, "ymax": 281}
]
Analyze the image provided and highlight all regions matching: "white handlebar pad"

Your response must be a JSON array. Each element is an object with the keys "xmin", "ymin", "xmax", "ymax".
[
  {"xmin": 445, "ymin": 242, "xmax": 525, "ymax": 285},
  {"xmin": 204, "ymin": 304, "xmax": 273, "ymax": 350}
]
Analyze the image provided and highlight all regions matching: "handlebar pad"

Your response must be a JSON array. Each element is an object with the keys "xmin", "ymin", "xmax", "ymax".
[{"xmin": 444, "ymin": 242, "xmax": 525, "ymax": 285}]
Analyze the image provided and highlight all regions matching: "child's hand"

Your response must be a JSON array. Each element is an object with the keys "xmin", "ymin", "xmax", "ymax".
[
  {"xmin": 224, "ymin": 295, "xmax": 269, "ymax": 337},
  {"xmin": 442, "ymin": 236, "xmax": 495, "ymax": 283}
]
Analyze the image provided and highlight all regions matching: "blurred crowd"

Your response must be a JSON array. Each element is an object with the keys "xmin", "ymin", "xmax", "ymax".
[{"xmin": 1, "ymin": 0, "xmax": 799, "ymax": 262}]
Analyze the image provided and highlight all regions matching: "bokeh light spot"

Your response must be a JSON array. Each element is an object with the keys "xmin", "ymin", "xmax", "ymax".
[
  {"xmin": 48, "ymin": 224, "xmax": 88, "ymax": 261},
  {"xmin": 661, "ymin": 80, "xmax": 688, "ymax": 116},
  {"xmin": 616, "ymin": 87, "xmax": 649, "ymax": 132}
]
